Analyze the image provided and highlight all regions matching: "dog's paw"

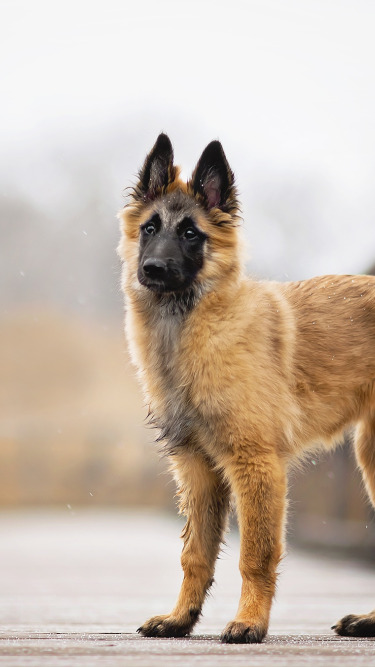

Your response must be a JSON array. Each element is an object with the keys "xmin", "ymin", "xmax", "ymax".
[
  {"xmin": 220, "ymin": 621, "xmax": 266, "ymax": 644},
  {"xmin": 137, "ymin": 613, "xmax": 194, "ymax": 638},
  {"xmin": 332, "ymin": 613, "xmax": 375, "ymax": 637}
]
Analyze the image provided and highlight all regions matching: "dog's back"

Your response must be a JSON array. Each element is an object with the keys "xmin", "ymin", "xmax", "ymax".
[{"xmin": 283, "ymin": 274, "xmax": 375, "ymax": 450}]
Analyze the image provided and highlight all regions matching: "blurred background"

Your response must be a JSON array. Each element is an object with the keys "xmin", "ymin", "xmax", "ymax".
[{"xmin": 1, "ymin": 0, "xmax": 375, "ymax": 557}]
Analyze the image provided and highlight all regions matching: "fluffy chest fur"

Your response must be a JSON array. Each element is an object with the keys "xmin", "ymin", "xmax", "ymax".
[
  {"xmin": 125, "ymin": 279, "xmax": 299, "ymax": 461},
  {"xmin": 125, "ymin": 292, "xmax": 198, "ymax": 451}
]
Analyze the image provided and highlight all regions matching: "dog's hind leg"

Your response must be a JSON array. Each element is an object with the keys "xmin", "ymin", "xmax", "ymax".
[
  {"xmin": 221, "ymin": 449, "xmax": 287, "ymax": 644},
  {"xmin": 333, "ymin": 410, "xmax": 375, "ymax": 637},
  {"xmin": 137, "ymin": 450, "xmax": 230, "ymax": 638}
]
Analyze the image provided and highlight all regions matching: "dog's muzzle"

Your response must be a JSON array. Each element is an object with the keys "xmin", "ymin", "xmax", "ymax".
[{"xmin": 139, "ymin": 257, "xmax": 186, "ymax": 293}]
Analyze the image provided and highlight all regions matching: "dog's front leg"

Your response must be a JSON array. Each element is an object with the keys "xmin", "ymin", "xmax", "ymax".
[
  {"xmin": 138, "ymin": 450, "xmax": 230, "ymax": 638},
  {"xmin": 221, "ymin": 450, "xmax": 286, "ymax": 644}
]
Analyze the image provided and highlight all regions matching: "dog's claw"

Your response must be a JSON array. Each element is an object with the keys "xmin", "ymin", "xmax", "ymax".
[
  {"xmin": 221, "ymin": 621, "xmax": 266, "ymax": 644},
  {"xmin": 333, "ymin": 613, "xmax": 375, "ymax": 637},
  {"xmin": 137, "ymin": 614, "xmax": 193, "ymax": 638}
]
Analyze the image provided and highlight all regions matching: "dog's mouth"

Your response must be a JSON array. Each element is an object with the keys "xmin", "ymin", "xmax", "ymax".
[{"xmin": 138, "ymin": 274, "xmax": 192, "ymax": 294}]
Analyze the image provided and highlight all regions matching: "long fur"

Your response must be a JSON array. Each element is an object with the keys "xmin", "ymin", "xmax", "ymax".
[{"xmin": 118, "ymin": 134, "xmax": 375, "ymax": 643}]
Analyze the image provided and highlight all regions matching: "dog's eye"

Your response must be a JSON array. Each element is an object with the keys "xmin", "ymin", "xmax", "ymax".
[
  {"xmin": 143, "ymin": 223, "xmax": 156, "ymax": 235},
  {"xmin": 182, "ymin": 228, "xmax": 198, "ymax": 240}
]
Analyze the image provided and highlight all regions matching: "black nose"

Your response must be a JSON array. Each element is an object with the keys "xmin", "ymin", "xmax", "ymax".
[{"xmin": 143, "ymin": 257, "xmax": 168, "ymax": 279}]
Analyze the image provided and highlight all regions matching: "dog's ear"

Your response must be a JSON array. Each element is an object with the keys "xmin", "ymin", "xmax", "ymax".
[
  {"xmin": 190, "ymin": 141, "xmax": 235, "ymax": 211},
  {"xmin": 135, "ymin": 133, "xmax": 176, "ymax": 201}
]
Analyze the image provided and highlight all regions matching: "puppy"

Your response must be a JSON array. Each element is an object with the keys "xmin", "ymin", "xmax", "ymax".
[{"xmin": 118, "ymin": 133, "xmax": 375, "ymax": 643}]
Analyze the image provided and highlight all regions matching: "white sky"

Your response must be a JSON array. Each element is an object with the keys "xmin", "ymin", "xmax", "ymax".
[{"xmin": 1, "ymin": 0, "xmax": 375, "ymax": 278}]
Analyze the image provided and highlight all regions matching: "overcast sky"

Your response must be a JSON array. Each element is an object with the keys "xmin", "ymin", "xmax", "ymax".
[{"xmin": 2, "ymin": 0, "xmax": 375, "ymax": 284}]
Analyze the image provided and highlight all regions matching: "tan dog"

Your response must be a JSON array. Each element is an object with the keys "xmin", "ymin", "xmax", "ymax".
[{"xmin": 118, "ymin": 134, "xmax": 375, "ymax": 643}]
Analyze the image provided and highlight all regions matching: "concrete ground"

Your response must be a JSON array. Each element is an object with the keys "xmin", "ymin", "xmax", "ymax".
[{"xmin": 0, "ymin": 509, "xmax": 374, "ymax": 665}]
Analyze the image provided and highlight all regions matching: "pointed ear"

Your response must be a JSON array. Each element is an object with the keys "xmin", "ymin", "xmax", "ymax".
[
  {"xmin": 135, "ymin": 133, "xmax": 176, "ymax": 201},
  {"xmin": 190, "ymin": 141, "xmax": 235, "ymax": 211}
]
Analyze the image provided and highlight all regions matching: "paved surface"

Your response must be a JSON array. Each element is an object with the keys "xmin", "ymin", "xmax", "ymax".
[{"xmin": 0, "ymin": 510, "xmax": 374, "ymax": 665}]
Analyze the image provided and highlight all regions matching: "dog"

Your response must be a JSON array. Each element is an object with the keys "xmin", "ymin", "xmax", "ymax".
[{"xmin": 118, "ymin": 133, "xmax": 375, "ymax": 643}]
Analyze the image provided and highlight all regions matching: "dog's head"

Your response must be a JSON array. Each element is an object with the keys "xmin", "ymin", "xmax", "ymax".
[{"xmin": 119, "ymin": 134, "xmax": 241, "ymax": 303}]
